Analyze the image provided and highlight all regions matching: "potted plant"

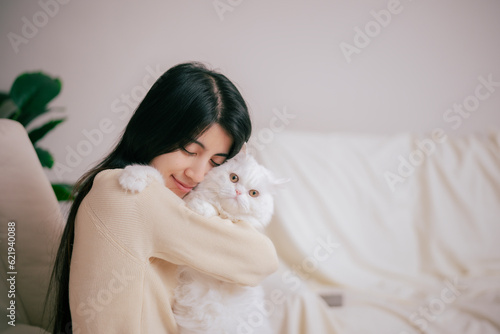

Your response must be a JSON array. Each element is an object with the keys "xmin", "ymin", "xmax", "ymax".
[{"xmin": 0, "ymin": 72, "xmax": 73, "ymax": 201}]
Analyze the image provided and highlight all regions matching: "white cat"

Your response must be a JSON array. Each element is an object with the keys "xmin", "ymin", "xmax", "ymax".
[
  {"xmin": 118, "ymin": 148, "xmax": 288, "ymax": 334},
  {"xmin": 173, "ymin": 149, "xmax": 288, "ymax": 334}
]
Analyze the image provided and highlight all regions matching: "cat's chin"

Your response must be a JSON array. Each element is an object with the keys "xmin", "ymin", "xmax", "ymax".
[{"xmin": 219, "ymin": 198, "xmax": 249, "ymax": 216}]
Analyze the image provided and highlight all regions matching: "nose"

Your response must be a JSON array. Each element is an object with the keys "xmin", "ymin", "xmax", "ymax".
[
  {"xmin": 235, "ymin": 189, "xmax": 242, "ymax": 196},
  {"xmin": 185, "ymin": 160, "xmax": 211, "ymax": 184}
]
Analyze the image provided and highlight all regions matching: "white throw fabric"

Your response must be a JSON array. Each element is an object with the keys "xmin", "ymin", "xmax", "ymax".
[{"xmin": 255, "ymin": 130, "xmax": 500, "ymax": 334}]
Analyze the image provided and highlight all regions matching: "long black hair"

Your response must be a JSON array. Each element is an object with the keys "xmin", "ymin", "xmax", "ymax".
[{"xmin": 45, "ymin": 62, "xmax": 252, "ymax": 334}]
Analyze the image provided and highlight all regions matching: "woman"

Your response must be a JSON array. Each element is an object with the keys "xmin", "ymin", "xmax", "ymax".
[{"xmin": 47, "ymin": 62, "xmax": 279, "ymax": 333}]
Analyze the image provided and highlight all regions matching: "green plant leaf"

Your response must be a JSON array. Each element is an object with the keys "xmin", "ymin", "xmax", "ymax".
[
  {"xmin": 8, "ymin": 109, "xmax": 21, "ymax": 121},
  {"xmin": 52, "ymin": 183, "xmax": 74, "ymax": 201},
  {"xmin": 0, "ymin": 98, "xmax": 19, "ymax": 119},
  {"xmin": 0, "ymin": 92, "xmax": 9, "ymax": 106},
  {"xmin": 10, "ymin": 72, "xmax": 62, "ymax": 127},
  {"xmin": 35, "ymin": 146, "xmax": 54, "ymax": 168},
  {"xmin": 28, "ymin": 118, "xmax": 66, "ymax": 144}
]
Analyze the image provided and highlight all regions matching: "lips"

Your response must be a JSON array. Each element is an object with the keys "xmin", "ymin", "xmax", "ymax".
[{"xmin": 172, "ymin": 176, "xmax": 195, "ymax": 193}]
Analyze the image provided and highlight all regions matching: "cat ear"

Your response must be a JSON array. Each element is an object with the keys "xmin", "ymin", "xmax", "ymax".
[
  {"xmin": 262, "ymin": 168, "xmax": 290, "ymax": 191},
  {"xmin": 272, "ymin": 176, "xmax": 291, "ymax": 189},
  {"xmin": 237, "ymin": 142, "xmax": 252, "ymax": 161},
  {"xmin": 240, "ymin": 142, "xmax": 248, "ymax": 154}
]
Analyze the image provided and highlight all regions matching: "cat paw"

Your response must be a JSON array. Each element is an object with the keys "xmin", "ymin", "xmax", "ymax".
[
  {"xmin": 119, "ymin": 164, "xmax": 164, "ymax": 193},
  {"xmin": 197, "ymin": 202, "xmax": 219, "ymax": 217},
  {"xmin": 186, "ymin": 198, "xmax": 218, "ymax": 217}
]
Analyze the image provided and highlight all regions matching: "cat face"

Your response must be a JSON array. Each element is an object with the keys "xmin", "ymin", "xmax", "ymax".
[{"xmin": 195, "ymin": 151, "xmax": 283, "ymax": 227}]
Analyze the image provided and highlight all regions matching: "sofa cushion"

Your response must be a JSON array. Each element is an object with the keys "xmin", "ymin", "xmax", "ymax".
[{"xmin": 0, "ymin": 119, "xmax": 64, "ymax": 332}]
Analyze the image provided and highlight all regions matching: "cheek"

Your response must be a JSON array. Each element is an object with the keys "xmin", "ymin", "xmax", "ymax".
[{"xmin": 152, "ymin": 152, "xmax": 186, "ymax": 173}]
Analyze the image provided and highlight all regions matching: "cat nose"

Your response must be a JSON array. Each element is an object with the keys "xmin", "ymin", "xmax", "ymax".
[{"xmin": 235, "ymin": 189, "xmax": 242, "ymax": 196}]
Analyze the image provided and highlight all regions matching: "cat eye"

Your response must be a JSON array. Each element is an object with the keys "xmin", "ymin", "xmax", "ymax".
[
  {"xmin": 230, "ymin": 173, "xmax": 239, "ymax": 183},
  {"xmin": 249, "ymin": 189, "xmax": 259, "ymax": 197}
]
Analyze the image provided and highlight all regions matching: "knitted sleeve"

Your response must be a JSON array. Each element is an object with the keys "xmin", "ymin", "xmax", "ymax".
[{"xmin": 134, "ymin": 174, "xmax": 279, "ymax": 287}]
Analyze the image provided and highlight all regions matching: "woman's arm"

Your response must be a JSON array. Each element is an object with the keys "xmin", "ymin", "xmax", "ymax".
[{"xmin": 136, "ymin": 177, "xmax": 279, "ymax": 286}]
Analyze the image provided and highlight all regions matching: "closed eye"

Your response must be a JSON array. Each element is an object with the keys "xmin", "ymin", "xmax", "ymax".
[
  {"xmin": 183, "ymin": 147, "xmax": 223, "ymax": 167},
  {"xmin": 181, "ymin": 147, "xmax": 196, "ymax": 156}
]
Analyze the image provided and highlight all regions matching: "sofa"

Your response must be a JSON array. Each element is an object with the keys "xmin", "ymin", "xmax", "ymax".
[
  {"xmin": 0, "ymin": 119, "xmax": 62, "ymax": 334},
  {"xmin": 254, "ymin": 130, "xmax": 500, "ymax": 334},
  {"xmin": 1, "ymin": 118, "xmax": 499, "ymax": 334}
]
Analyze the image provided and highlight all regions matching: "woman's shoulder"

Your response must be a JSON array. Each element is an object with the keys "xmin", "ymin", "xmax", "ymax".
[
  {"xmin": 82, "ymin": 167, "xmax": 161, "ymax": 220},
  {"xmin": 84, "ymin": 169, "xmax": 129, "ymax": 208},
  {"xmin": 89, "ymin": 166, "xmax": 181, "ymax": 204},
  {"xmin": 94, "ymin": 168, "xmax": 123, "ymax": 184},
  {"xmin": 89, "ymin": 168, "xmax": 125, "ymax": 196}
]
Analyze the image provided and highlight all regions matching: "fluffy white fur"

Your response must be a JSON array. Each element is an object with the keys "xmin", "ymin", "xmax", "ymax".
[
  {"xmin": 118, "ymin": 150, "xmax": 288, "ymax": 334},
  {"xmin": 174, "ymin": 150, "xmax": 287, "ymax": 334},
  {"xmin": 119, "ymin": 164, "xmax": 164, "ymax": 193}
]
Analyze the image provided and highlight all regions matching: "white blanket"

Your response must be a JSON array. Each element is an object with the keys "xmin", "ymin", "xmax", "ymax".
[{"xmin": 254, "ymin": 131, "xmax": 500, "ymax": 334}]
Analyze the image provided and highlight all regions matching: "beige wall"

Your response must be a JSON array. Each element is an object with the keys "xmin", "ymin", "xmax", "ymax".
[{"xmin": 1, "ymin": 0, "xmax": 499, "ymax": 183}]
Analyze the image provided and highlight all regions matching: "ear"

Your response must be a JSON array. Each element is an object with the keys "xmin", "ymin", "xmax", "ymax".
[
  {"xmin": 262, "ymin": 167, "xmax": 291, "ymax": 190},
  {"xmin": 240, "ymin": 142, "xmax": 248, "ymax": 154},
  {"xmin": 272, "ymin": 177, "xmax": 291, "ymax": 189},
  {"xmin": 237, "ymin": 142, "xmax": 251, "ymax": 161}
]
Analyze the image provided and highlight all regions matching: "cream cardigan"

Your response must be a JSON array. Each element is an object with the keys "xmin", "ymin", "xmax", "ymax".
[{"xmin": 68, "ymin": 169, "xmax": 279, "ymax": 333}]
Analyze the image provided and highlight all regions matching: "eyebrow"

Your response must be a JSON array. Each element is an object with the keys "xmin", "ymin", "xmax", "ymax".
[{"xmin": 192, "ymin": 140, "xmax": 229, "ymax": 157}]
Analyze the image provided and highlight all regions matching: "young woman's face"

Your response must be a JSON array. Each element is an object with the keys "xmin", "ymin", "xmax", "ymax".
[{"xmin": 150, "ymin": 123, "xmax": 233, "ymax": 198}]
